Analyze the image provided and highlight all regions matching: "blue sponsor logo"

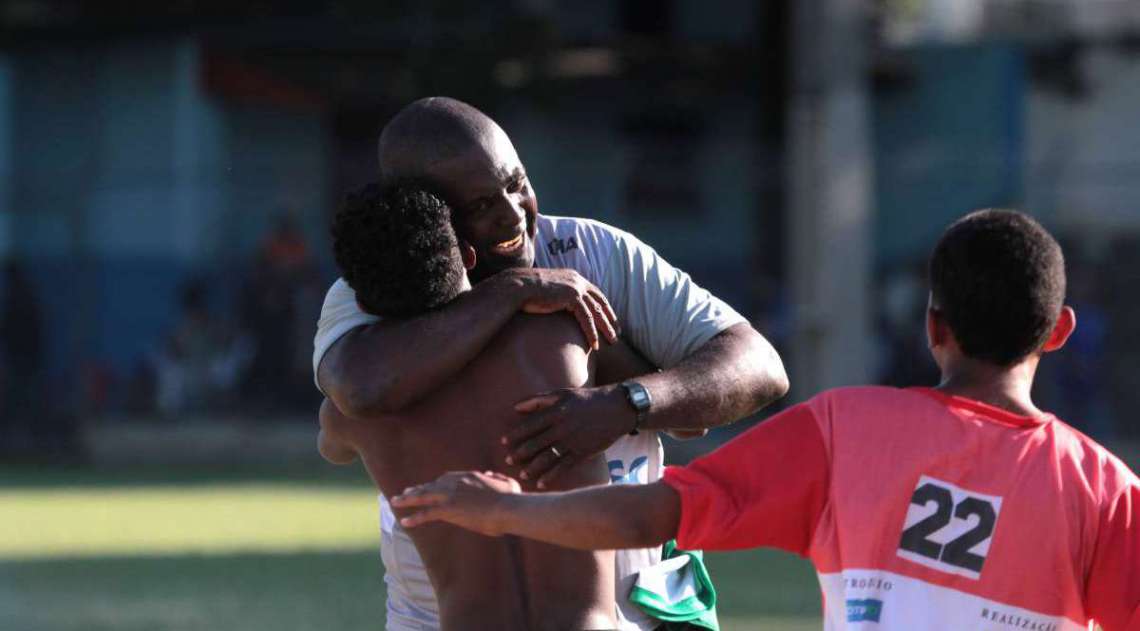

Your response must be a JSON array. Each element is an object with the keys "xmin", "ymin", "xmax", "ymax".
[
  {"xmin": 608, "ymin": 456, "xmax": 648, "ymax": 484},
  {"xmin": 846, "ymin": 598, "xmax": 883, "ymax": 623}
]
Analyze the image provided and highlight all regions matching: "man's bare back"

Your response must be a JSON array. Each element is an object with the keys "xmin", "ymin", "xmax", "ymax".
[{"xmin": 320, "ymin": 313, "xmax": 615, "ymax": 630}]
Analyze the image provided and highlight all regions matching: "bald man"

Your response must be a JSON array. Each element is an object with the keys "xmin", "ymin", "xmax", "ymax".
[{"xmin": 313, "ymin": 98, "xmax": 789, "ymax": 630}]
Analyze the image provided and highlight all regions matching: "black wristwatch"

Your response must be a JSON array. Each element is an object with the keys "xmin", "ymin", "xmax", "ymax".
[{"xmin": 621, "ymin": 380, "xmax": 652, "ymax": 436}]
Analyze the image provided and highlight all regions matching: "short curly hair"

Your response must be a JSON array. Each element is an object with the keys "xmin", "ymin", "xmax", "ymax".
[
  {"xmin": 929, "ymin": 209, "xmax": 1066, "ymax": 366},
  {"xmin": 332, "ymin": 182, "xmax": 466, "ymax": 317}
]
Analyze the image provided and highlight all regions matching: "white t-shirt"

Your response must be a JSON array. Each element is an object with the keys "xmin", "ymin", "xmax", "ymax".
[{"xmin": 312, "ymin": 214, "xmax": 747, "ymax": 630}]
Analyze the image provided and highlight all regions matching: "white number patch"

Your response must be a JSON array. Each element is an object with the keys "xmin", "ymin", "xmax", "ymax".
[{"xmin": 897, "ymin": 475, "xmax": 1003, "ymax": 580}]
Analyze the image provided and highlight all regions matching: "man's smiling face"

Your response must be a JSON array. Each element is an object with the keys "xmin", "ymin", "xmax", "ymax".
[{"xmin": 424, "ymin": 126, "xmax": 539, "ymax": 283}]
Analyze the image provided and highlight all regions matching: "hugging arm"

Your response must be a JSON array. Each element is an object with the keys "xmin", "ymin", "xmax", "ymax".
[
  {"xmin": 602, "ymin": 228, "xmax": 790, "ymax": 432},
  {"xmin": 594, "ymin": 338, "xmax": 706, "ymax": 441},
  {"xmin": 505, "ymin": 230, "xmax": 788, "ymax": 484},
  {"xmin": 634, "ymin": 322, "xmax": 788, "ymax": 432},
  {"xmin": 507, "ymin": 322, "xmax": 785, "ymax": 484},
  {"xmin": 319, "ymin": 268, "xmax": 618, "ymax": 420}
]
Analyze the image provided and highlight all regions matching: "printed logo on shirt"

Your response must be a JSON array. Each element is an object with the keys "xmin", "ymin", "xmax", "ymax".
[
  {"xmin": 846, "ymin": 599, "xmax": 883, "ymax": 623},
  {"xmin": 979, "ymin": 606, "xmax": 1059, "ymax": 631},
  {"xmin": 844, "ymin": 576, "xmax": 893, "ymax": 592},
  {"xmin": 608, "ymin": 456, "xmax": 648, "ymax": 484},
  {"xmin": 546, "ymin": 236, "xmax": 579, "ymax": 257},
  {"xmin": 897, "ymin": 475, "xmax": 1003, "ymax": 580}
]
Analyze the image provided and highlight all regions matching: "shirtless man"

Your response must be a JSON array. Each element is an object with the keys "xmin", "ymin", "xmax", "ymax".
[{"xmin": 319, "ymin": 183, "xmax": 619, "ymax": 630}]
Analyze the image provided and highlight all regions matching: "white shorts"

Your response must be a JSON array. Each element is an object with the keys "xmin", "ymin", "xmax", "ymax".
[
  {"xmin": 377, "ymin": 495, "xmax": 660, "ymax": 631},
  {"xmin": 380, "ymin": 522, "xmax": 441, "ymax": 631}
]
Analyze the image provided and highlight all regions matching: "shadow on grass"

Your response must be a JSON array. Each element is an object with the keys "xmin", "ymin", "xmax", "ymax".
[
  {"xmin": 0, "ymin": 463, "xmax": 374, "ymax": 490},
  {"xmin": 0, "ymin": 550, "xmax": 386, "ymax": 631},
  {"xmin": 0, "ymin": 548, "xmax": 826, "ymax": 631}
]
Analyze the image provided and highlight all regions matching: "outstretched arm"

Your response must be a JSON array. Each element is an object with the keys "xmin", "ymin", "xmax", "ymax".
[
  {"xmin": 400, "ymin": 403, "xmax": 830, "ymax": 554},
  {"xmin": 392, "ymin": 471, "xmax": 680, "ymax": 550},
  {"xmin": 319, "ymin": 268, "xmax": 618, "ymax": 419}
]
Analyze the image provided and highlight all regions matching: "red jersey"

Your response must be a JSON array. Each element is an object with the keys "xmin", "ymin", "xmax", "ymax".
[{"xmin": 663, "ymin": 386, "xmax": 1140, "ymax": 630}]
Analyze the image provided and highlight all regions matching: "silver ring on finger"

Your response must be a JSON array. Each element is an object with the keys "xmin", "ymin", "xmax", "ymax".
[{"xmin": 550, "ymin": 445, "xmax": 563, "ymax": 458}]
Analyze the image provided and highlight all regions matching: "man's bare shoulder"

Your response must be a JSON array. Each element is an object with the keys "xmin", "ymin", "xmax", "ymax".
[
  {"xmin": 491, "ymin": 313, "xmax": 593, "ymax": 391},
  {"xmin": 505, "ymin": 312, "xmax": 589, "ymax": 347}
]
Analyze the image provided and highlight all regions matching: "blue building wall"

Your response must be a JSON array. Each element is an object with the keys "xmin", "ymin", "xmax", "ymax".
[
  {"xmin": 0, "ymin": 3, "xmax": 768, "ymax": 410},
  {"xmin": 873, "ymin": 43, "xmax": 1027, "ymax": 265},
  {"xmin": 0, "ymin": 29, "xmax": 1047, "ymax": 409},
  {"xmin": 0, "ymin": 39, "xmax": 328, "ymax": 395},
  {"xmin": 501, "ymin": 94, "xmax": 760, "ymax": 316}
]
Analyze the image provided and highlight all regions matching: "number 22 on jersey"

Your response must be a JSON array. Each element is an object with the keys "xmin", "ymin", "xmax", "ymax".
[{"xmin": 897, "ymin": 475, "xmax": 1003, "ymax": 580}]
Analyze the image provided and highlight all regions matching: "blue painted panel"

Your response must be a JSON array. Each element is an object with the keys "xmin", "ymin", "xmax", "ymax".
[
  {"xmin": 23, "ymin": 257, "xmax": 189, "ymax": 384},
  {"xmin": 874, "ymin": 44, "xmax": 1026, "ymax": 264}
]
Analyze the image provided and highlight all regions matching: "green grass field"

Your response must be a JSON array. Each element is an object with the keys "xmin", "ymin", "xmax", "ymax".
[{"xmin": 0, "ymin": 464, "xmax": 822, "ymax": 631}]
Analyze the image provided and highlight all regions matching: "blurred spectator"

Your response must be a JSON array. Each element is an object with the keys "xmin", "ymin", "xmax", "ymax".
[
  {"xmin": 124, "ymin": 358, "xmax": 157, "ymax": 415},
  {"xmin": 154, "ymin": 278, "xmax": 252, "ymax": 417},
  {"xmin": 261, "ymin": 213, "xmax": 310, "ymax": 272},
  {"xmin": 1104, "ymin": 234, "xmax": 1140, "ymax": 440},
  {"xmin": 877, "ymin": 262, "xmax": 941, "ymax": 388},
  {"xmin": 1, "ymin": 260, "xmax": 45, "ymax": 454},
  {"xmin": 241, "ymin": 213, "xmax": 318, "ymax": 413},
  {"xmin": 145, "ymin": 212, "xmax": 321, "ymax": 419},
  {"xmin": 155, "ymin": 279, "xmax": 213, "ymax": 415},
  {"xmin": 288, "ymin": 265, "xmax": 325, "ymax": 408},
  {"xmin": 0, "ymin": 259, "xmax": 81, "ymax": 461},
  {"xmin": 1038, "ymin": 244, "xmax": 1114, "ymax": 440}
]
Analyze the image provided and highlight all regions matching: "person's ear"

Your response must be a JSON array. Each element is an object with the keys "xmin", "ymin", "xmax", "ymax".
[
  {"xmin": 926, "ymin": 304, "xmax": 948, "ymax": 350},
  {"xmin": 1042, "ymin": 306, "xmax": 1076, "ymax": 353},
  {"xmin": 460, "ymin": 241, "xmax": 477, "ymax": 270}
]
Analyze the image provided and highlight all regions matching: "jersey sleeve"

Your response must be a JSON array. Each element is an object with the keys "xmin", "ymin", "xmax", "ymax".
[
  {"xmin": 1085, "ymin": 476, "xmax": 1140, "ymax": 630},
  {"xmin": 312, "ymin": 279, "xmax": 379, "ymax": 393},
  {"xmin": 662, "ymin": 401, "xmax": 830, "ymax": 554},
  {"xmin": 600, "ymin": 227, "xmax": 747, "ymax": 369}
]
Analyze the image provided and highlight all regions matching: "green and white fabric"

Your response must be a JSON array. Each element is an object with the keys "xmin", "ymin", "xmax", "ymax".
[{"xmin": 629, "ymin": 540, "xmax": 719, "ymax": 631}]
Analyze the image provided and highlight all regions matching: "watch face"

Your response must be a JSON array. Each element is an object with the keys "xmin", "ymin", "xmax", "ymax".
[
  {"xmin": 626, "ymin": 383, "xmax": 650, "ymax": 410},
  {"xmin": 623, "ymin": 382, "xmax": 650, "ymax": 435}
]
